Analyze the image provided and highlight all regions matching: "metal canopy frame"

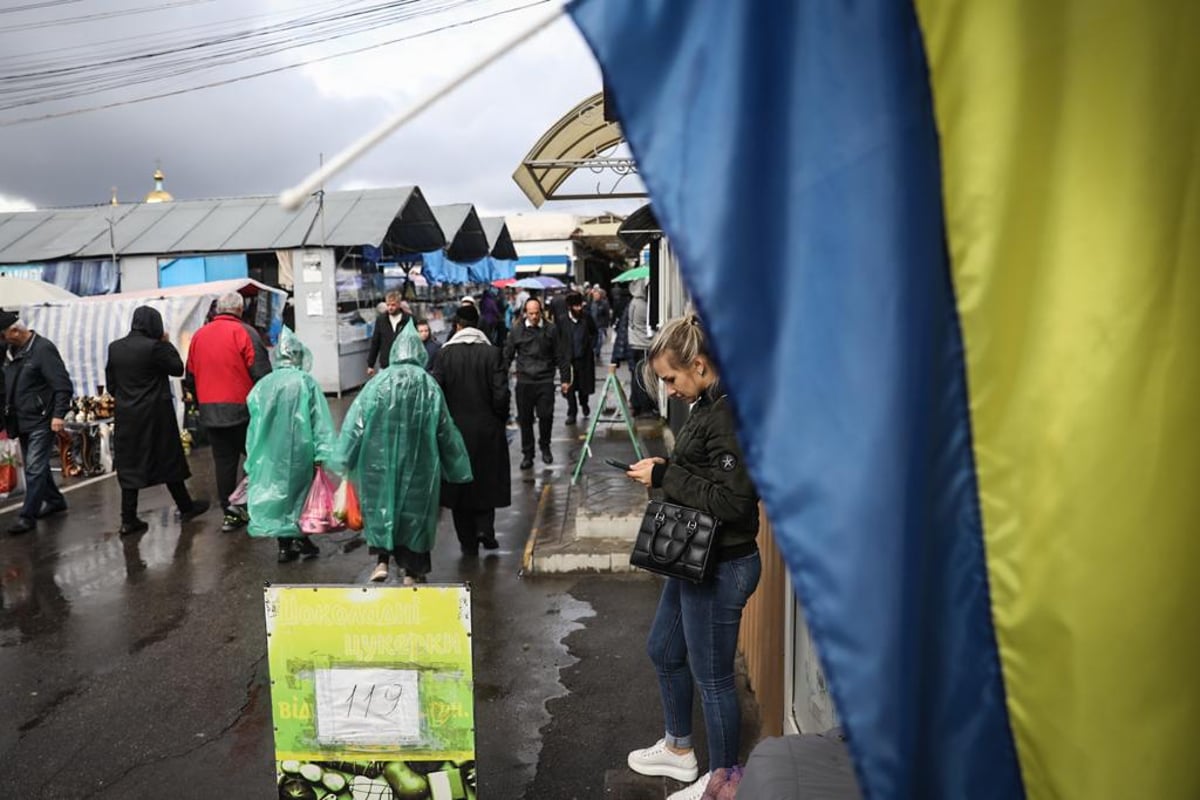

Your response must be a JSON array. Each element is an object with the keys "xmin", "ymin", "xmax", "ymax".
[{"xmin": 512, "ymin": 92, "xmax": 648, "ymax": 207}]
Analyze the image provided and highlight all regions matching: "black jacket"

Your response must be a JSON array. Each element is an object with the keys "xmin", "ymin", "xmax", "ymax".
[
  {"xmin": 105, "ymin": 307, "xmax": 191, "ymax": 490},
  {"xmin": 433, "ymin": 330, "xmax": 511, "ymax": 510},
  {"xmin": 652, "ymin": 389, "xmax": 760, "ymax": 556},
  {"xmin": 555, "ymin": 312, "xmax": 598, "ymax": 394},
  {"xmin": 3, "ymin": 333, "xmax": 73, "ymax": 437},
  {"xmin": 367, "ymin": 312, "xmax": 411, "ymax": 369},
  {"xmin": 503, "ymin": 321, "xmax": 566, "ymax": 385}
]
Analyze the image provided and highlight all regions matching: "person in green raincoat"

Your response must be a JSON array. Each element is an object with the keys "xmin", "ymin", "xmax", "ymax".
[
  {"xmin": 245, "ymin": 326, "xmax": 336, "ymax": 563},
  {"xmin": 333, "ymin": 321, "xmax": 472, "ymax": 584}
]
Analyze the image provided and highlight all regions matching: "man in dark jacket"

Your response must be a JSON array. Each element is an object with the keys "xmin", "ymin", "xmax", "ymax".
[
  {"xmin": 503, "ymin": 297, "xmax": 566, "ymax": 469},
  {"xmin": 433, "ymin": 305, "xmax": 511, "ymax": 555},
  {"xmin": 366, "ymin": 291, "xmax": 411, "ymax": 375},
  {"xmin": 588, "ymin": 287, "xmax": 612, "ymax": 361},
  {"xmin": 106, "ymin": 306, "xmax": 209, "ymax": 536},
  {"xmin": 1, "ymin": 311, "xmax": 72, "ymax": 535},
  {"xmin": 185, "ymin": 292, "xmax": 271, "ymax": 531},
  {"xmin": 557, "ymin": 292, "xmax": 599, "ymax": 425}
]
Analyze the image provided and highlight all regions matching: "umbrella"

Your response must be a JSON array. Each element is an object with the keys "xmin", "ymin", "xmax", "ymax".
[
  {"xmin": 513, "ymin": 276, "xmax": 547, "ymax": 290},
  {"xmin": 612, "ymin": 265, "xmax": 649, "ymax": 283},
  {"xmin": 491, "ymin": 278, "xmax": 517, "ymax": 288},
  {"xmin": 536, "ymin": 276, "xmax": 566, "ymax": 289}
]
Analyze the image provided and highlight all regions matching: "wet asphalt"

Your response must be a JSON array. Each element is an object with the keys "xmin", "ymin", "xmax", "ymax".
[{"xmin": 0, "ymin": 389, "xmax": 704, "ymax": 800}]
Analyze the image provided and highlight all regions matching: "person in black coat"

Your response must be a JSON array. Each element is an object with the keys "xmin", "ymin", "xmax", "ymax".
[
  {"xmin": 433, "ymin": 305, "xmax": 511, "ymax": 555},
  {"xmin": 556, "ymin": 292, "xmax": 599, "ymax": 425},
  {"xmin": 503, "ymin": 297, "xmax": 567, "ymax": 469},
  {"xmin": 366, "ymin": 291, "xmax": 412, "ymax": 375},
  {"xmin": 2, "ymin": 311, "xmax": 72, "ymax": 535},
  {"xmin": 106, "ymin": 306, "xmax": 209, "ymax": 535}
]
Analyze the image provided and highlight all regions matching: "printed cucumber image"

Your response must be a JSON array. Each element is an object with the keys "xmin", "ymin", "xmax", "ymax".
[{"xmin": 277, "ymin": 759, "xmax": 476, "ymax": 800}]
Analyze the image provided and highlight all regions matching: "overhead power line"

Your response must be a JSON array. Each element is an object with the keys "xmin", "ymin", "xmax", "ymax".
[{"xmin": 0, "ymin": 0, "xmax": 552, "ymax": 127}]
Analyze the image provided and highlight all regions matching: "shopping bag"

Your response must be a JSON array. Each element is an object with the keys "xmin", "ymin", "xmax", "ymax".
[
  {"xmin": 0, "ymin": 436, "xmax": 21, "ymax": 496},
  {"xmin": 332, "ymin": 479, "xmax": 348, "ymax": 521},
  {"xmin": 343, "ymin": 480, "xmax": 363, "ymax": 531},
  {"xmin": 299, "ymin": 467, "xmax": 343, "ymax": 534},
  {"xmin": 228, "ymin": 475, "xmax": 249, "ymax": 506},
  {"xmin": 332, "ymin": 478, "xmax": 364, "ymax": 531}
]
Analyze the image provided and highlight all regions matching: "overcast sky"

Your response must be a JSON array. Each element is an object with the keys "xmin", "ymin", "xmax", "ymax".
[{"xmin": 0, "ymin": 0, "xmax": 644, "ymax": 217}]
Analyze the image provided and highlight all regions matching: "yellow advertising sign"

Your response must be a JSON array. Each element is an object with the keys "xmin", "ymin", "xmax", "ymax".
[{"xmin": 264, "ymin": 584, "xmax": 475, "ymax": 799}]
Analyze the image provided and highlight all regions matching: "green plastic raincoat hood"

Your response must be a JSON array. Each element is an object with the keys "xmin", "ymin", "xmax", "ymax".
[
  {"xmin": 245, "ymin": 326, "xmax": 335, "ymax": 537},
  {"xmin": 273, "ymin": 325, "xmax": 313, "ymax": 371},
  {"xmin": 333, "ymin": 322, "xmax": 472, "ymax": 553}
]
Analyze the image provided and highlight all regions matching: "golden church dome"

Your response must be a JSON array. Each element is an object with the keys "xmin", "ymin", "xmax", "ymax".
[{"xmin": 144, "ymin": 167, "xmax": 173, "ymax": 203}]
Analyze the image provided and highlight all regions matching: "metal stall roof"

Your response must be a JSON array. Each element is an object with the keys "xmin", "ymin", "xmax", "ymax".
[
  {"xmin": 432, "ymin": 203, "xmax": 490, "ymax": 263},
  {"xmin": 480, "ymin": 216, "xmax": 519, "ymax": 260},
  {"xmin": 0, "ymin": 187, "xmax": 446, "ymax": 263}
]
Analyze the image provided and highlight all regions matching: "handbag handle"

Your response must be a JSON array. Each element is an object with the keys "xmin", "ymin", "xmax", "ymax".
[{"xmin": 648, "ymin": 509, "xmax": 700, "ymax": 565}]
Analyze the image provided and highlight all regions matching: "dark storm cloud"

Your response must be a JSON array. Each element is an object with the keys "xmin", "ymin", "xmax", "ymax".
[{"xmin": 0, "ymin": 1, "xmax": 641, "ymax": 215}]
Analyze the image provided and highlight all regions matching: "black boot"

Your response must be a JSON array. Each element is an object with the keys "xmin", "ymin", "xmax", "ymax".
[
  {"xmin": 277, "ymin": 540, "xmax": 300, "ymax": 563},
  {"xmin": 296, "ymin": 537, "xmax": 320, "ymax": 560}
]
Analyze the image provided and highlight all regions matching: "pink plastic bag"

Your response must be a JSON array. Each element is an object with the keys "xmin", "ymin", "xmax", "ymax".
[
  {"xmin": 299, "ymin": 468, "xmax": 342, "ymax": 534},
  {"xmin": 228, "ymin": 476, "xmax": 249, "ymax": 506}
]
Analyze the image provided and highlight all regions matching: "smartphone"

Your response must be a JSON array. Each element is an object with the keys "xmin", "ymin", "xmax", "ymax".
[{"xmin": 604, "ymin": 458, "xmax": 632, "ymax": 471}]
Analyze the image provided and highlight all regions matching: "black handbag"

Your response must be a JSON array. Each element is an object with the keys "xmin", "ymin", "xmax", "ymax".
[{"xmin": 630, "ymin": 499, "xmax": 720, "ymax": 583}]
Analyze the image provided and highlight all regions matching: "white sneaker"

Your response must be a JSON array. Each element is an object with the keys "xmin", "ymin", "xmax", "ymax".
[
  {"xmin": 369, "ymin": 563, "xmax": 389, "ymax": 582},
  {"xmin": 666, "ymin": 773, "xmax": 710, "ymax": 800},
  {"xmin": 627, "ymin": 739, "xmax": 698, "ymax": 783}
]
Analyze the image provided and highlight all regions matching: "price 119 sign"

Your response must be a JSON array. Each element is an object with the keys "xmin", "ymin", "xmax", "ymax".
[{"xmin": 265, "ymin": 584, "xmax": 476, "ymax": 799}]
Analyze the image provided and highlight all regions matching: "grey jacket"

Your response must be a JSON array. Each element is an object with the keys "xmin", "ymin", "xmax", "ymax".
[{"xmin": 627, "ymin": 279, "xmax": 653, "ymax": 350}]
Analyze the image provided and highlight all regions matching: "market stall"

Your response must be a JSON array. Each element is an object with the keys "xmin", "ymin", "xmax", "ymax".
[{"xmin": 18, "ymin": 278, "xmax": 285, "ymax": 469}]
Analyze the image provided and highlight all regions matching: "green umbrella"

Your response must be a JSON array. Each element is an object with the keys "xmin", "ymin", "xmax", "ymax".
[{"xmin": 613, "ymin": 265, "xmax": 650, "ymax": 283}]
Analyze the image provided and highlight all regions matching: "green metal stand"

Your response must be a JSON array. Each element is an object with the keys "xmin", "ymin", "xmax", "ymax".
[{"xmin": 572, "ymin": 365, "xmax": 645, "ymax": 485}]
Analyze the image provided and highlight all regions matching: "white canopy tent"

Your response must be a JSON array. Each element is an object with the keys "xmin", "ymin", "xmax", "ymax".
[
  {"xmin": 0, "ymin": 276, "xmax": 78, "ymax": 307},
  {"xmin": 18, "ymin": 278, "xmax": 285, "ymax": 404}
]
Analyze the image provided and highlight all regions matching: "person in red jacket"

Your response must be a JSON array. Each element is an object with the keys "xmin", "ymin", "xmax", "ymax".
[{"xmin": 185, "ymin": 292, "xmax": 271, "ymax": 531}]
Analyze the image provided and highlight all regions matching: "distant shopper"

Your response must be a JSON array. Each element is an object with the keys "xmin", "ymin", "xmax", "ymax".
[
  {"xmin": 245, "ymin": 327, "xmax": 333, "ymax": 563},
  {"xmin": 366, "ymin": 291, "xmax": 411, "ymax": 375},
  {"xmin": 333, "ymin": 323, "xmax": 472, "ymax": 584},
  {"xmin": 588, "ymin": 287, "xmax": 612, "ymax": 360},
  {"xmin": 626, "ymin": 278, "xmax": 655, "ymax": 416},
  {"xmin": 1, "ymin": 312, "xmax": 72, "ymax": 535},
  {"xmin": 478, "ymin": 289, "xmax": 506, "ymax": 346},
  {"xmin": 185, "ymin": 291, "xmax": 271, "ymax": 532},
  {"xmin": 503, "ymin": 297, "xmax": 566, "ymax": 470},
  {"xmin": 556, "ymin": 291, "xmax": 598, "ymax": 425},
  {"xmin": 415, "ymin": 318, "xmax": 441, "ymax": 373},
  {"xmin": 432, "ymin": 304, "xmax": 511, "ymax": 555},
  {"xmin": 105, "ymin": 306, "xmax": 209, "ymax": 536}
]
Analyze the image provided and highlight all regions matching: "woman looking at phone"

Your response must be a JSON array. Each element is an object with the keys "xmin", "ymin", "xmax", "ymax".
[{"xmin": 621, "ymin": 313, "xmax": 761, "ymax": 800}]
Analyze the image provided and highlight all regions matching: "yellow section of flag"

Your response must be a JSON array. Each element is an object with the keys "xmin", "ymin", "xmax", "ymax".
[{"xmin": 915, "ymin": 2, "xmax": 1200, "ymax": 798}]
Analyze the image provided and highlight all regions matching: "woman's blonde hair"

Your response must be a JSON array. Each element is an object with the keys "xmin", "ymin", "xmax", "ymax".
[{"xmin": 641, "ymin": 312, "xmax": 715, "ymax": 393}]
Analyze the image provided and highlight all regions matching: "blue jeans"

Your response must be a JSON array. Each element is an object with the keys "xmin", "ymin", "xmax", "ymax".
[
  {"xmin": 647, "ymin": 551, "xmax": 762, "ymax": 770},
  {"xmin": 19, "ymin": 426, "xmax": 64, "ymax": 520}
]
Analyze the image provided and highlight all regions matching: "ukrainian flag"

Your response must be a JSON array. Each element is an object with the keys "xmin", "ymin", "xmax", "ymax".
[{"xmin": 568, "ymin": 1, "xmax": 1200, "ymax": 798}]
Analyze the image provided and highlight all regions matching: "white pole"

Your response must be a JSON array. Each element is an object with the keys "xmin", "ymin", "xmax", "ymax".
[{"xmin": 279, "ymin": 3, "xmax": 565, "ymax": 211}]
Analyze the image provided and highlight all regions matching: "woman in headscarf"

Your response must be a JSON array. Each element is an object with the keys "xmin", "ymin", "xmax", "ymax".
[
  {"xmin": 245, "ymin": 327, "xmax": 335, "ymax": 562},
  {"xmin": 333, "ymin": 322, "xmax": 473, "ymax": 584},
  {"xmin": 105, "ymin": 305, "xmax": 209, "ymax": 535}
]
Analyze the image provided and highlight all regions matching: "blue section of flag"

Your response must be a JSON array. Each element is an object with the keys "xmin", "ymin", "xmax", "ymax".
[{"xmin": 568, "ymin": 1, "xmax": 1024, "ymax": 797}]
